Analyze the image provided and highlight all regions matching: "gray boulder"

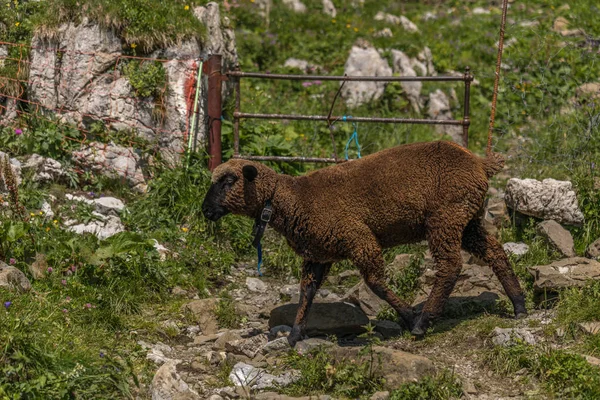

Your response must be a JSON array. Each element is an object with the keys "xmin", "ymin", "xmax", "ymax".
[
  {"xmin": 229, "ymin": 362, "xmax": 299, "ymax": 389},
  {"xmin": 529, "ymin": 258, "xmax": 600, "ymax": 291},
  {"xmin": 427, "ymin": 89, "xmax": 464, "ymax": 145},
  {"xmin": 281, "ymin": 0, "xmax": 306, "ymax": 13},
  {"xmin": 0, "ymin": 261, "xmax": 32, "ymax": 293},
  {"xmin": 504, "ymin": 178, "xmax": 584, "ymax": 226},
  {"xmin": 342, "ymin": 42, "xmax": 392, "ymax": 108},
  {"xmin": 151, "ymin": 360, "xmax": 200, "ymax": 400},
  {"xmin": 492, "ymin": 327, "xmax": 536, "ymax": 346},
  {"xmin": 503, "ymin": 242, "xmax": 530, "ymax": 258},
  {"xmin": 66, "ymin": 214, "xmax": 125, "ymax": 240},
  {"xmin": 537, "ymin": 220, "xmax": 575, "ymax": 257},
  {"xmin": 390, "ymin": 50, "xmax": 422, "ymax": 113},
  {"xmin": 322, "ymin": 0, "xmax": 336, "ymax": 17},
  {"xmin": 72, "ymin": 142, "xmax": 146, "ymax": 192},
  {"xmin": 269, "ymin": 302, "xmax": 369, "ymax": 337},
  {"xmin": 483, "ymin": 197, "xmax": 509, "ymax": 237}
]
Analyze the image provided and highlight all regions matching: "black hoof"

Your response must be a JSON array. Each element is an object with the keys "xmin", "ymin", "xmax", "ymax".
[
  {"xmin": 411, "ymin": 326, "xmax": 426, "ymax": 339},
  {"xmin": 410, "ymin": 311, "xmax": 430, "ymax": 339},
  {"xmin": 287, "ymin": 326, "xmax": 302, "ymax": 347}
]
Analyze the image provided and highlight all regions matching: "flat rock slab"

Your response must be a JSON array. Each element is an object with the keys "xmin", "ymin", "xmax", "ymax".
[
  {"xmin": 269, "ymin": 302, "xmax": 369, "ymax": 337},
  {"xmin": 503, "ymin": 242, "xmax": 530, "ymax": 258},
  {"xmin": 330, "ymin": 346, "xmax": 435, "ymax": 389},
  {"xmin": 537, "ymin": 220, "xmax": 575, "ymax": 257},
  {"xmin": 504, "ymin": 178, "xmax": 584, "ymax": 226},
  {"xmin": 181, "ymin": 298, "xmax": 219, "ymax": 335},
  {"xmin": 529, "ymin": 258, "xmax": 600, "ymax": 291},
  {"xmin": 342, "ymin": 281, "xmax": 388, "ymax": 317},
  {"xmin": 492, "ymin": 327, "xmax": 536, "ymax": 346}
]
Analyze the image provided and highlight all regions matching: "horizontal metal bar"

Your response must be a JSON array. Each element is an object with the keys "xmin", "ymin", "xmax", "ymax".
[
  {"xmin": 234, "ymin": 112, "xmax": 465, "ymax": 126},
  {"xmin": 227, "ymin": 70, "xmax": 471, "ymax": 82},
  {"xmin": 233, "ymin": 155, "xmax": 340, "ymax": 163}
]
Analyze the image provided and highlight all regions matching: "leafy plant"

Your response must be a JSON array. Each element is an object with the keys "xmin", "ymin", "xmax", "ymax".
[
  {"xmin": 122, "ymin": 60, "xmax": 167, "ymax": 99},
  {"xmin": 390, "ymin": 370, "xmax": 464, "ymax": 400}
]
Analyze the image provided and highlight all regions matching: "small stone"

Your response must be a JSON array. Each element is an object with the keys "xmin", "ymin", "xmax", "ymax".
[
  {"xmin": 194, "ymin": 334, "xmax": 219, "ymax": 345},
  {"xmin": 246, "ymin": 277, "xmax": 267, "ymax": 293},
  {"xmin": 225, "ymin": 335, "xmax": 268, "ymax": 358},
  {"xmin": 370, "ymin": 391, "xmax": 390, "ymax": 400},
  {"xmin": 472, "ymin": 7, "xmax": 490, "ymax": 14},
  {"xmin": 492, "ymin": 327, "xmax": 536, "ymax": 347},
  {"xmin": 373, "ymin": 320, "xmax": 403, "ymax": 339},
  {"xmin": 503, "ymin": 242, "xmax": 530, "ymax": 258},
  {"xmin": 579, "ymin": 322, "xmax": 600, "ymax": 335},
  {"xmin": 207, "ymin": 395, "xmax": 225, "ymax": 400},
  {"xmin": 343, "ymin": 281, "xmax": 388, "ymax": 317},
  {"xmin": 29, "ymin": 253, "xmax": 47, "ymax": 280},
  {"xmin": 171, "ymin": 286, "xmax": 188, "ymax": 297},
  {"xmin": 93, "ymin": 197, "xmax": 125, "ymax": 215},
  {"xmin": 464, "ymin": 380, "xmax": 478, "ymax": 394},
  {"xmin": 182, "ymin": 298, "xmax": 219, "ymax": 335},
  {"xmin": 151, "ymin": 360, "xmax": 201, "ymax": 400},
  {"xmin": 374, "ymin": 28, "xmax": 393, "ymax": 38},
  {"xmin": 260, "ymin": 337, "xmax": 291, "ymax": 354},
  {"xmin": 586, "ymin": 238, "xmax": 600, "ymax": 259},
  {"xmin": 0, "ymin": 261, "xmax": 32, "ymax": 293},
  {"xmin": 553, "ymin": 17, "xmax": 569, "ymax": 32},
  {"xmin": 537, "ymin": 220, "xmax": 575, "ymax": 257},
  {"xmin": 295, "ymin": 338, "xmax": 335, "ymax": 355},
  {"xmin": 213, "ymin": 331, "xmax": 243, "ymax": 350},
  {"xmin": 584, "ymin": 355, "xmax": 600, "ymax": 367}
]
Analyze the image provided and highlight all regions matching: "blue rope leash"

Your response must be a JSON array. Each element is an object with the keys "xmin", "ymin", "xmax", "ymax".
[
  {"xmin": 257, "ymin": 242, "xmax": 263, "ymax": 277},
  {"xmin": 342, "ymin": 116, "xmax": 361, "ymax": 160}
]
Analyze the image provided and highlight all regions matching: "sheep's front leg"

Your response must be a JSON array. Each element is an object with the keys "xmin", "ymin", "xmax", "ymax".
[{"xmin": 288, "ymin": 260, "xmax": 331, "ymax": 347}]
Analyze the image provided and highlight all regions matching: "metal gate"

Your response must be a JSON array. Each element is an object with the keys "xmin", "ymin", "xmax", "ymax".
[{"xmin": 205, "ymin": 54, "xmax": 474, "ymax": 169}]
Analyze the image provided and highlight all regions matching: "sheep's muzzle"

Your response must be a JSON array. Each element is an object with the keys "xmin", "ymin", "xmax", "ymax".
[{"xmin": 202, "ymin": 183, "xmax": 230, "ymax": 221}]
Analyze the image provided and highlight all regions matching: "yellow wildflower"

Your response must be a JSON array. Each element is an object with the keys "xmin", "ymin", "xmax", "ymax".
[
  {"xmin": 30, "ymin": 212, "xmax": 35, "ymax": 217},
  {"xmin": 332, "ymin": 19, "xmax": 336, "ymax": 23},
  {"xmin": 184, "ymin": 5, "xmax": 189, "ymax": 10},
  {"xmin": 15, "ymin": 22, "xmax": 20, "ymax": 27},
  {"xmin": 39, "ymin": 211, "xmax": 43, "ymax": 215},
  {"xmin": 46, "ymin": 227, "xmax": 50, "ymax": 232},
  {"xmin": 131, "ymin": 43, "xmax": 137, "ymax": 49},
  {"xmin": 353, "ymin": 27, "xmax": 358, "ymax": 32},
  {"xmin": 346, "ymin": 24, "xmax": 351, "ymax": 28},
  {"xmin": 182, "ymin": 227, "xmax": 189, "ymax": 232},
  {"xmin": 53, "ymin": 220, "xmax": 58, "ymax": 224}
]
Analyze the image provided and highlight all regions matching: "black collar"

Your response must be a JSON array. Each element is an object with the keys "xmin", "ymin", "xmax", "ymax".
[{"xmin": 251, "ymin": 199, "xmax": 272, "ymax": 248}]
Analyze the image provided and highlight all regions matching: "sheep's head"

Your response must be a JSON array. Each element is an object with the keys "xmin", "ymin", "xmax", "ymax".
[{"xmin": 202, "ymin": 159, "xmax": 275, "ymax": 221}]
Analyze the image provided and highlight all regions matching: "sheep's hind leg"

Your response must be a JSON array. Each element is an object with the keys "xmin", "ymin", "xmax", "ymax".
[
  {"xmin": 411, "ymin": 219, "xmax": 465, "ymax": 338},
  {"xmin": 461, "ymin": 219, "xmax": 527, "ymax": 319},
  {"xmin": 288, "ymin": 260, "xmax": 331, "ymax": 347},
  {"xmin": 352, "ymin": 239, "xmax": 414, "ymax": 331}
]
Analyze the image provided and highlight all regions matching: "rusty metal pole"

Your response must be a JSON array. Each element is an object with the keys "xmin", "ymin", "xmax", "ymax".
[
  {"xmin": 233, "ymin": 64, "xmax": 241, "ymax": 157},
  {"xmin": 462, "ymin": 66, "xmax": 473, "ymax": 148},
  {"xmin": 206, "ymin": 54, "xmax": 223, "ymax": 171}
]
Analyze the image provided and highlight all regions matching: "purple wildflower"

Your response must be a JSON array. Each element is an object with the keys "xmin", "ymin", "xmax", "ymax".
[
  {"xmin": 14, "ymin": 129, "xmax": 22, "ymax": 135},
  {"xmin": 302, "ymin": 82, "xmax": 312, "ymax": 87},
  {"xmin": 4, "ymin": 301, "xmax": 11, "ymax": 309},
  {"xmin": 9, "ymin": 258, "xmax": 16, "ymax": 265},
  {"xmin": 312, "ymin": 80, "xmax": 322, "ymax": 85},
  {"xmin": 62, "ymin": 308, "xmax": 68, "ymax": 313},
  {"xmin": 85, "ymin": 303, "xmax": 92, "ymax": 309},
  {"xmin": 47, "ymin": 267, "xmax": 53, "ymax": 274},
  {"xmin": 66, "ymin": 296, "xmax": 71, "ymax": 302},
  {"xmin": 99, "ymin": 351, "xmax": 105, "ymax": 358},
  {"xmin": 61, "ymin": 279, "xmax": 67, "ymax": 286}
]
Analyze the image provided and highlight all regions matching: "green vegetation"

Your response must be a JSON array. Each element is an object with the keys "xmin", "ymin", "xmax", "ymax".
[
  {"xmin": 487, "ymin": 343, "xmax": 600, "ymax": 399},
  {"xmin": 390, "ymin": 371, "xmax": 464, "ymax": 400},
  {"xmin": 0, "ymin": 0, "xmax": 599, "ymax": 398}
]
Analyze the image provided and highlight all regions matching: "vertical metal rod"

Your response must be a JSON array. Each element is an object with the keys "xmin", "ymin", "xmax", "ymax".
[
  {"xmin": 233, "ymin": 64, "xmax": 241, "ymax": 157},
  {"xmin": 462, "ymin": 66, "xmax": 472, "ymax": 148},
  {"xmin": 207, "ymin": 54, "xmax": 223, "ymax": 171}
]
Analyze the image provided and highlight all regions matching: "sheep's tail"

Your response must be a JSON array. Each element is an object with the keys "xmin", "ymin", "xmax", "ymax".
[{"xmin": 483, "ymin": 152, "xmax": 505, "ymax": 178}]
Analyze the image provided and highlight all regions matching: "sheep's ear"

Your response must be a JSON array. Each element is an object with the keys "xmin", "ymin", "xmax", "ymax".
[{"xmin": 242, "ymin": 165, "xmax": 258, "ymax": 182}]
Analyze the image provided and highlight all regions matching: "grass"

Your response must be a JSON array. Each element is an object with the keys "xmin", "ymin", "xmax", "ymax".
[
  {"xmin": 32, "ymin": 0, "xmax": 207, "ymax": 52},
  {"xmin": 390, "ymin": 371, "xmax": 464, "ymax": 400}
]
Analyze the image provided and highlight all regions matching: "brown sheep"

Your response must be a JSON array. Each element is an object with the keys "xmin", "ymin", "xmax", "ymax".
[{"xmin": 202, "ymin": 140, "xmax": 527, "ymax": 346}]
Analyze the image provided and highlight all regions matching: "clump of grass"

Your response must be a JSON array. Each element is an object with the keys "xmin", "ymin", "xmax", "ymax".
[
  {"xmin": 215, "ymin": 295, "xmax": 241, "ymax": 329},
  {"xmin": 390, "ymin": 370, "xmax": 464, "ymax": 400},
  {"xmin": 486, "ymin": 343, "xmax": 600, "ymax": 398},
  {"xmin": 33, "ymin": 0, "xmax": 206, "ymax": 52},
  {"xmin": 283, "ymin": 327, "xmax": 384, "ymax": 398},
  {"xmin": 555, "ymin": 281, "xmax": 600, "ymax": 329}
]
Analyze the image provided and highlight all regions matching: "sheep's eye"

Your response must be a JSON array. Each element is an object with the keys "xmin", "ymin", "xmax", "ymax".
[{"xmin": 224, "ymin": 176, "xmax": 236, "ymax": 185}]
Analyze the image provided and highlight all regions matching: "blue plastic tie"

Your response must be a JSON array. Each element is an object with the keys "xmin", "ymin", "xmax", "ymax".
[
  {"xmin": 343, "ymin": 116, "xmax": 361, "ymax": 160},
  {"xmin": 257, "ymin": 242, "xmax": 263, "ymax": 276}
]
